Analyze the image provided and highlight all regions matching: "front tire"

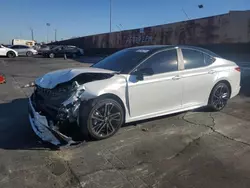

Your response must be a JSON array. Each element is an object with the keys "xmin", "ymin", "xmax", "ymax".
[
  {"xmin": 208, "ymin": 82, "xmax": 230, "ymax": 111},
  {"xmin": 79, "ymin": 97, "xmax": 124, "ymax": 140},
  {"xmin": 7, "ymin": 51, "xmax": 16, "ymax": 58},
  {"xmin": 49, "ymin": 53, "xmax": 55, "ymax": 58}
]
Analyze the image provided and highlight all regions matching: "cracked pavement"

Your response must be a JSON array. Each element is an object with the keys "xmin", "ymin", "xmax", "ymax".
[{"xmin": 1, "ymin": 57, "xmax": 250, "ymax": 188}]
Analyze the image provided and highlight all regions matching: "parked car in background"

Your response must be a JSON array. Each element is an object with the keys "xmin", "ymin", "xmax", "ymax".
[
  {"xmin": 37, "ymin": 45, "xmax": 52, "ymax": 54},
  {"xmin": 27, "ymin": 45, "xmax": 241, "ymax": 146},
  {"xmin": 10, "ymin": 45, "xmax": 38, "ymax": 57},
  {"xmin": 42, "ymin": 45, "xmax": 84, "ymax": 58},
  {"xmin": 0, "ymin": 44, "xmax": 18, "ymax": 58}
]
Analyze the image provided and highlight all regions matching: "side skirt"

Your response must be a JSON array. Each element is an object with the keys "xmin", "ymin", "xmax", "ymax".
[{"xmin": 125, "ymin": 104, "xmax": 206, "ymax": 123}]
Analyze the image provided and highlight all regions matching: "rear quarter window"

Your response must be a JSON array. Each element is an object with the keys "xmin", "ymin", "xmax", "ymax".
[
  {"xmin": 204, "ymin": 54, "xmax": 216, "ymax": 65},
  {"xmin": 182, "ymin": 49, "xmax": 205, "ymax": 69},
  {"xmin": 182, "ymin": 49, "xmax": 215, "ymax": 69}
]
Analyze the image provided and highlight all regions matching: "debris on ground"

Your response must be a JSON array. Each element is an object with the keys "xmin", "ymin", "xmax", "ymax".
[
  {"xmin": 141, "ymin": 128, "xmax": 149, "ymax": 132},
  {"xmin": 0, "ymin": 74, "xmax": 6, "ymax": 84}
]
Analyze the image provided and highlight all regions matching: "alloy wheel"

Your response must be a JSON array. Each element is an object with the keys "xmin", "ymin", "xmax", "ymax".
[
  {"xmin": 211, "ymin": 84, "xmax": 230, "ymax": 110},
  {"xmin": 7, "ymin": 52, "xmax": 15, "ymax": 58},
  {"xmin": 49, "ymin": 53, "xmax": 55, "ymax": 58},
  {"xmin": 90, "ymin": 102, "xmax": 122, "ymax": 138},
  {"xmin": 27, "ymin": 51, "xmax": 33, "ymax": 57}
]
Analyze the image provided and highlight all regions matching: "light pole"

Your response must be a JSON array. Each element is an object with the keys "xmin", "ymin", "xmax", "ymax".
[
  {"xmin": 46, "ymin": 23, "xmax": 50, "ymax": 43},
  {"xmin": 54, "ymin": 29, "xmax": 57, "ymax": 42},
  {"xmin": 30, "ymin": 28, "xmax": 34, "ymax": 41},
  {"xmin": 109, "ymin": 0, "xmax": 112, "ymax": 33}
]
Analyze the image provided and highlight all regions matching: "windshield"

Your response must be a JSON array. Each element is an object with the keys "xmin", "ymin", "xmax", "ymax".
[{"xmin": 92, "ymin": 49, "xmax": 150, "ymax": 73}]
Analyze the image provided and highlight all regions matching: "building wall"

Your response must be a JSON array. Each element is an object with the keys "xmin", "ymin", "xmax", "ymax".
[{"xmin": 51, "ymin": 11, "xmax": 250, "ymax": 50}]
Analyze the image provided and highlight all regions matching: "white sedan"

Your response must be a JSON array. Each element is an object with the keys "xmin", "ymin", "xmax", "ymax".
[
  {"xmin": 0, "ymin": 44, "xmax": 18, "ymax": 58},
  {"xmin": 28, "ymin": 45, "xmax": 241, "ymax": 146}
]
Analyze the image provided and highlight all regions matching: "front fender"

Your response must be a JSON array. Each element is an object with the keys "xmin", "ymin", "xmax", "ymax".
[{"xmin": 80, "ymin": 74, "xmax": 128, "ymax": 106}]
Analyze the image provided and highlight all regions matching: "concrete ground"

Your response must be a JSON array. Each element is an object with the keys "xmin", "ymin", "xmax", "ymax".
[{"xmin": 1, "ymin": 56, "xmax": 250, "ymax": 188}]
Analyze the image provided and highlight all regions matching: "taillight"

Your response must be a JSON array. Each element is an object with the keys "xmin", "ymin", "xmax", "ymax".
[{"xmin": 235, "ymin": 67, "xmax": 240, "ymax": 72}]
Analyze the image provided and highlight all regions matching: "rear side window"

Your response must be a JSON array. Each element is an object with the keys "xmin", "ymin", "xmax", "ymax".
[
  {"xmin": 138, "ymin": 49, "xmax": 178, "ymax": 74},
  {"xmin": 204, "ymin": 54, "xmax": 215, "ymax": 65},
  {"xmin": 182, "ymin": 49, "xmax": 205, "ymax": 69}
]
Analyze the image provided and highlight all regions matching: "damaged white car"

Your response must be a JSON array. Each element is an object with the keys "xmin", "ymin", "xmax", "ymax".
[{"xmin": 28, "ymin": 45, "xmax": 241, "ymax": 146}]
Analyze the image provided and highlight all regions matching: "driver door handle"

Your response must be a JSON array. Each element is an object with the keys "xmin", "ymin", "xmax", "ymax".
[{"xmin": 172, "ymin": 75, "xmax": 181, "ymax": 80}]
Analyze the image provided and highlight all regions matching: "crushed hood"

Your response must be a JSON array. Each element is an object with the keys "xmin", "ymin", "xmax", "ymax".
[{"xmin": 35, "ymin": 67, "xmax": 115, "ymax": 89}]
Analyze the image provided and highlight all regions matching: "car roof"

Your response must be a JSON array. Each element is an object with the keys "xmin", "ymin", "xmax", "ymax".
[{"xmin": 128, "ymin": 45, "xmax": 220, "ymax": 57}]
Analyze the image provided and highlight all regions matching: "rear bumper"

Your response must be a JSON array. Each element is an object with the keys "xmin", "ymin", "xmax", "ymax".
[{"xmin": 28, "ymin": 97, "xmax": 75, "ymax": 146}]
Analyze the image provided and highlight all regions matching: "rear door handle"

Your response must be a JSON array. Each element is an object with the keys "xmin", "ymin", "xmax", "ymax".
[
  {"xmin": 172, "ymin": 75, "xmax": 181, "ymax": 80},
  {"xmin": 208, "ymin": 70, "xmax": 216, "ymax": 74}
]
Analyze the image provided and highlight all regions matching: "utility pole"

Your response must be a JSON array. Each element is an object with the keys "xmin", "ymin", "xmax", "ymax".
[
  {"xmin": 54, "ymin": 29, "xmax": 57, "ymax": 41},
  {"xmin": 109, "ymin": 0, "xmax": 112, "ymax": 33},
  {"xmin": 30, "ymin": 28, "xmax": 34, "ymax": 40},
  {"xmin": 46, "ymin": 23, "xmax": 50, "ymax": 43}
]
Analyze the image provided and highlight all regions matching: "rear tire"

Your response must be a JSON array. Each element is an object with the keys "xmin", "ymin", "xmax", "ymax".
[
  {"xmin": 7, "ymin": 51, "xmax": 16, "ymax": 58},
  {"xmin": 79, "ymin": 97, "xmax": 124, "ymax": 140},
  {"xmin": 208, "ymin": 82, "xmax": 230, "ymax": 111},
  {"xmin": 26, "ymin": 51, "xmax": 33, "ymax": 57}
]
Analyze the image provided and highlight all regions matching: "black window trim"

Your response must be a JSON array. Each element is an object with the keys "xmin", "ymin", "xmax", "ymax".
[
  {"xmin": 129, "ymin": 47, "xmax": 179, "ymax": 75},
  {"xmin": 180, "ymin": 47, "xmax": 215, "ymax": 70}
]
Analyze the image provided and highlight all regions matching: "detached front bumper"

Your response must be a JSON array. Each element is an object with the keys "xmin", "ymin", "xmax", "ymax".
[{"xmin": 28, "ymin": 97, "xmax": 76, "ymax": 146}]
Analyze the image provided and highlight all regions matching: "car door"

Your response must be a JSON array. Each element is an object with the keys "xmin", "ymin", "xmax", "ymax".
[
  {"xmin": 179, "ymin": 48, "xmax": 217, "ymax": 108},
  {"xmin": 18, "ymin": 45, "xmax": 29, "ymax": 55},
  {"xmin": 128, "ymin": 49, "xmax": 183, "ymax": 118},
  {"xmin": 11, "ymin": 45, "xmax": 21, "ymax": 55},
  {"xmin": 57, "ymin": 46, "xmax": 66, "ymax": 57}
]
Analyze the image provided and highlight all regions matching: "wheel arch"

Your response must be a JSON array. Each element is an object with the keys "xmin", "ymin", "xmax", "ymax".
[
  {"xmin": 98, "ymin": 93, "xmax": 126, "ymax": 119},
  {"xmin": 6, "ymin": 50, "xmax": 16, "ymax": 57},
  {"xmin": 208, "ymin": 79, "xmax": 232, "ymax": 105},
  {"xmin": 213, "ymin": 80, "xmax": 232, "ymax": 96}
]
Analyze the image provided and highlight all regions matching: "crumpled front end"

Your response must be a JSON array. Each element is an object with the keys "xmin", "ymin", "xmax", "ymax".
[
  {"xmin": 28, "ymin": 81, "xmax": 84, "ymax": 146},
  {"xmin": 28, "ymin": 69, "xmax": 114, "ymax": 146}
]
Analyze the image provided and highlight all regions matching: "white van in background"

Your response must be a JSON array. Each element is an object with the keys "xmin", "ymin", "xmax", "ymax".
[{"xmin": 12, "ymin": 39, "xmax": 36, "ymax": 47}]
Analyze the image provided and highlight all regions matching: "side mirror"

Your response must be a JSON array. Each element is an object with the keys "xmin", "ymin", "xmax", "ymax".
[{"xmin": 133, "ymin": 68, "xmax": 154, "ymax": 81}]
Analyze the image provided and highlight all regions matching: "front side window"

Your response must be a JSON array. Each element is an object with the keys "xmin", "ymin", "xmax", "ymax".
[
  {"xmin": 182, "ymin": 49, "xmax": 205, "ymax": 69},
  {"xmin": 20, "ymin": 45, "xmax": 29, "ymax": 49},
  {"xmin": 137, "ymin": 49, "xmax": 178, "ymax": 74},
  {"xmin": 11, "ymin": 45, "xmax": 19, "ymax": 49}
]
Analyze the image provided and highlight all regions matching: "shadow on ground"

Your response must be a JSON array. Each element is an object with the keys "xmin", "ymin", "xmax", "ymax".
[
  {"xmin": 0, "ymin": 98, "xmax": 87, "ymax": 150},
  {"xmin": 0, "ymin": 98, "xmax": 54, "ymax": 150}
]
